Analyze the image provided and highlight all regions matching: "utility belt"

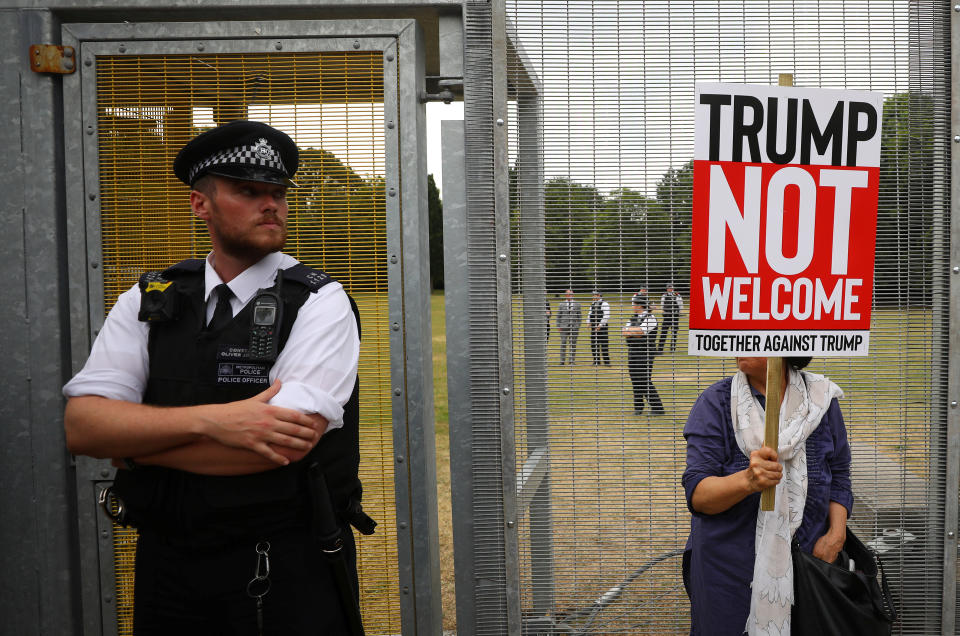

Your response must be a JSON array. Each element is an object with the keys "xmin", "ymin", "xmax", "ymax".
[
  {"xmin": 101, "ymin": 466, "xmax": 376, "ymax": 549},
  {"xmin": 108, "ymin": 464, "xmax": 371, "ymax": 636}
]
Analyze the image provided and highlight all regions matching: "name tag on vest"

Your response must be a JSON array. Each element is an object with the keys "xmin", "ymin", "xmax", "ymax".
[{"xmin": 218, "ymin": 345, "xmax": 249, "ymax": 360}]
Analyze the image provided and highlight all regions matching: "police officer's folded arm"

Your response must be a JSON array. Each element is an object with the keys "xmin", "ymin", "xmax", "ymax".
[
  {"xmin": 129, "ymin": 413, "xmax": 326, "ymax": 476},
  {"xmin": 135, "ymin": 286, "xmax": 359, "ymax": 476},
  {"xmin": 64, "ymin": 380, "xmax": 321, "ymax": 465},
  {"xmin": 622, "ymin": 325, "xmax": 644, "ymax": 338}
]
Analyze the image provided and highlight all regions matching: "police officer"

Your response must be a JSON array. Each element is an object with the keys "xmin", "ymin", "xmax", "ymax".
[
  {"xmin": 63, "ymin": 121, "xmax": 372, "ymax": 634},
  {"xmin": 588, "ymin": 290, "xmax": 611, "ymax": 365},
  {"xmin": 657, "ymin": 283, "xmax": 683, "ymax": 353},
  {"xmin": 623, "ymin": 293, "xmax": 664, "ymax": 416}
]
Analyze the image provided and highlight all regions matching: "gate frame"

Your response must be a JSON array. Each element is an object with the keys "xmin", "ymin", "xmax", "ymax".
[
  {"xmin": 60, "ymin": 17, "xmax": 441, "ymax": 636},
  {"xmin": 448, "ymin": 1, "xmax": 552, "ymax": 633},
  {"xmin": 945, "ymin": 3, "xmax": 960, "ymax": 634}
]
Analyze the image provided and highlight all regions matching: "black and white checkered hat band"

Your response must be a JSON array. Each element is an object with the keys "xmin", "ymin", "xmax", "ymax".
[{"xmin": 189, "ymin": 138, "xmax": 287, "ymax": 183}]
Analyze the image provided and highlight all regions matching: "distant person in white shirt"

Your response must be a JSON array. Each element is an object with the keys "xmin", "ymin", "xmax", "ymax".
[
  {"xmin": 623, "ymin": 293, "xmax": 664, "ymax": 416},
  {"xmin": 588, "ymin": 290, "xmax": 611, "ymax": 365},
  {"xmin": 658, "ymin": 283, "xmax": 683, "ymax": 353},
  {"xmin": 62, "ymin": 121, "xmax": 370, "ymax": 634}
]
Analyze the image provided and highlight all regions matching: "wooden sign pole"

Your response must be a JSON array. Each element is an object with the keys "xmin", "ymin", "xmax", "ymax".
[
  {"xmin": 760, "ymin": 73, "xmax": 793, "ymax": 512},
  {"xmin": 760, "ymin": 357, "xmax": 784, "ymax": 511}
]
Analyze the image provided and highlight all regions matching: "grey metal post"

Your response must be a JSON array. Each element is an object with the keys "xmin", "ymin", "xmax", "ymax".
[
  {"xmin": 913, "ymin": 3, "xmax": 954, "ymax": 634},
  {"xmin": 0, "ymin": 7, "xmax": 82, "ymax": 636},
  {"xmin": 491, "ymin": 0, "xmax": 522, "ymax": 632},
  {"xmin": 390, "ymin": 20, "xmax": 444, "ymax": 635},
  {"xmin": 943, "ymin": 3, "xmax": 960, "ymax": 633},
  {"xmin": 461, "ymin": 0, "xmax": 519, "ymax": 632},
  {"xmin": 516, "ymin": 87, "xmax": 555, "ymax": 617},
  {"xmin": 442, "ymin": 118, "xmax": 478, "ymax": 635}
]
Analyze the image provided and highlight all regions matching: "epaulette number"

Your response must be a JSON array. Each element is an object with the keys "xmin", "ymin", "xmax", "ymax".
[
  {"xmin": 145, "ymin": 281, "xmax": 172, "ymax": 293},
  {"xmin": 305, "ymin": 271, "xmax": 330, "ymax": 288}
]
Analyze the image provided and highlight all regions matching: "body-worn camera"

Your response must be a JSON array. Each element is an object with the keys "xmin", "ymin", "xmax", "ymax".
[{"xmin": 138, "ymin": 280, "xmax": 179, "ymax": 322}]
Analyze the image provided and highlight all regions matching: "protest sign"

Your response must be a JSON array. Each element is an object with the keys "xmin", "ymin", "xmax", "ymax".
[{"xmin": 688, "ymin": 83, "xmax": 883, "ymax": 356}]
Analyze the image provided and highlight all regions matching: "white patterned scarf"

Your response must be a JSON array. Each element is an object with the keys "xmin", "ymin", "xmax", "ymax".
[{"xmin": 730, "ymin": 367, "xmax": 843, "ymax": 636}]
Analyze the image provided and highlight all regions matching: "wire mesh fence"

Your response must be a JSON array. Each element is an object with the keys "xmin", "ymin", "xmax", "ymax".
[
  {"xmin": 93, "ymin": 49, "xmax": 401, "ymax": 635},
  {"xmin": 501, "ymin": 1, "xmax": 949, "ymax": 633}
]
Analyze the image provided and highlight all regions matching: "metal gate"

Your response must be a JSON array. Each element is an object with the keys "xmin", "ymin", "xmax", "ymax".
[
  {"xmin": 452, "ymin": 1, "xmax": 957, "ymax": 634},
  {"xmin": 61, "ymin": 19, "xmax": 441, "ymax": 636}
]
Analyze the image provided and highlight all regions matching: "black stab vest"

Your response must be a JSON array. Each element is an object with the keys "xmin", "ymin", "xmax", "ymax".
[
  {"xmin": 626, "ymin": 311, "xmax": 658, "ymax": 358},
  {"xmin": 589, "ymin": 300, "xmax": 604, "ymax": 326},
  {"xmin": 112, "ymin": 258, "xmax": 364, "ymax": 547}
]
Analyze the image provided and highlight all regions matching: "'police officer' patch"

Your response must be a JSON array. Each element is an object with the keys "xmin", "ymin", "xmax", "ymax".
[{"xmin": 216, "ymin": 362, "xmax": 270, "ymax": 385}]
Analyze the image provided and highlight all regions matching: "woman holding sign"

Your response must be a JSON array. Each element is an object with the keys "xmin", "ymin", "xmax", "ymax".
[{"xmin": 681, "ymin": 356, "xmax": 852, "ymax": 635}]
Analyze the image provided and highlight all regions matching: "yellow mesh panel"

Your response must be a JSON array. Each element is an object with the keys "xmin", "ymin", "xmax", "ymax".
[{"xmin": 95, "ymin": 51, "xmax": 399, "ymax": 634}]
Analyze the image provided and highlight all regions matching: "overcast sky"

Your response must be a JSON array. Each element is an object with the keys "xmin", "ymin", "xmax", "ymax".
[
  {"xmin": 504, "ymin": 0, "xmax": 908, "ymax": 196},
  {"xmin": 245, "ymin": 1, "xmax": 909, "ymax": 201}
]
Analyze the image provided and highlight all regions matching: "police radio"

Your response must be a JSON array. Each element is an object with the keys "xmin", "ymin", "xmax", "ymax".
[{"xmin": 247, "ymin": 282, "xmax": 283, "ymax": 362}]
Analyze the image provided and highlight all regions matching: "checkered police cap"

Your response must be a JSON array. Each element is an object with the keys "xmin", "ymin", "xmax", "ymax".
[{"xmin": 174, "ymin": 120, "xmax": 299, "ymax": 187}]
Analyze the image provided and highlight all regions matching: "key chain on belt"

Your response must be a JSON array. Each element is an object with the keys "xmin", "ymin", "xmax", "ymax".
[{"xmin": 246, "ymin": 541, "xmax": 272, "ymax": 636}]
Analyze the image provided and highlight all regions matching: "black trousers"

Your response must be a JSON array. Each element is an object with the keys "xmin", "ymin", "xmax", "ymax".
[
  {"xmin": 628, "ymin": 352, "xmax": 663, "ymax": 413},
  {"xmin": 133, "ymin": 524, "xmax": 358, "ymax": 635},
  {"xmin": 658, "ymin": 312, "xmax": 679, "ymax": 351},
  {"xmin": 590, "ymin": 326, "xmax": 610, "ymax": 364}
]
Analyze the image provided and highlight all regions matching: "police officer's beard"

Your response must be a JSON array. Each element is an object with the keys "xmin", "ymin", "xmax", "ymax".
[{"xmin": 212, "ymin": 215, "xmax": 287, "ymax": 262}]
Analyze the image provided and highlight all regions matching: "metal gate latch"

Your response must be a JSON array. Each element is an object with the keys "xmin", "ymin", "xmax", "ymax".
[{"xmin": 29, "ymin": 45, "xmax": 76, "ymax": 74}]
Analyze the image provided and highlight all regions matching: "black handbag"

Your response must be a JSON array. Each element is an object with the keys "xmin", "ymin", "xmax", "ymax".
[{"xmin": 792, "ymin": 527, "xmax": 897, "ymax": 635}]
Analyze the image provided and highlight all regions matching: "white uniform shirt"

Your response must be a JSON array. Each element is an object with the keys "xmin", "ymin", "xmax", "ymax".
[
  {"xmin": 625, "ymin": 311, "xmax": 657, "ymax": 334},
  {"xmin": 62, "ymin": 251, "xmax": 360, "ymax": 430},
  {"xmin": 591, "ymin": 299, "xmax": 611, "ymax": 328},
  {"xmin": 661, "ymin": 292, "xmax": 683, "ymax": 312}
]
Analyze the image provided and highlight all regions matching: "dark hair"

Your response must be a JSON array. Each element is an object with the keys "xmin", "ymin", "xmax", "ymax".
[
  {"xmin": 785, "ymin": 356, "xmax": 812, "ymax": 370},
  {"xmin": 192, "ymin": 174, "xmax": 217, "ymax": 198}
]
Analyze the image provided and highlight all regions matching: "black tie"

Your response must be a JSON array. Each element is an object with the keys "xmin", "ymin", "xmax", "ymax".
[{"xmin": 208, "ymin": 283, "xmax": 234, "ymax": 330}]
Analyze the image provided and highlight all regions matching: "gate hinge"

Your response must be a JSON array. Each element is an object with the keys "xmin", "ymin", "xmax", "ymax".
[
  {"xmin": 420, "ymin": 77, "xmax": 462, "ymax": 104},
  {"xmin": 29, "ymin": 45, "xmax": 76, "ymax": 74}
]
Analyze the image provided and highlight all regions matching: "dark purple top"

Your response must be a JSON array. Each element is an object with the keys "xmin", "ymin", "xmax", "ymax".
[{"xmin": 681, "ymin": 376, "xmax": 853, "ymax": 636}]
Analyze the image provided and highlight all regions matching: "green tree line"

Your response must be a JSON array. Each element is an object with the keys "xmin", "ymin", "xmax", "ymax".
[
  {"xmin": 100, "ymin": 90, "xmax": 937, "ymax": 306},
  {"xmin": 509, "ymin": 91, "xmax": 938, "ymax": 306}
]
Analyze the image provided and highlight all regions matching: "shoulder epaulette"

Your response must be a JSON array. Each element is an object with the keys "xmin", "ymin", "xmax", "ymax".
[
  {"xmin": 164, "ymin": 258, "xmax": 205, "ymax": 276},
  {"xmin": 279, "ymin": 264, "xmax": 360, "ymax": 339},
  {"xmin": 282, "ymin": 263, "xmax": 334, "ymax": 293},
  {"xmin": 138, "ymin": 259, "xmax": 204, "ymax": 292},
  {"xmin": 138, "ymin": 270, "xmax": 169, "ymax": 292}
]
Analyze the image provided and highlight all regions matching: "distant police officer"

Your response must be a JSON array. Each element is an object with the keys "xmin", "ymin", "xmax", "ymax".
[
  {"xmin": 63, "ymin": 121, "xmax": 373, "ymax": 634},
  {"xmin": 623, "ymin": 293, "xmax": 664, "ymax": 416},
  {"xmin": 658, "ymin": 283, "xmax": 683, "ymax": 353},
  {"xmin": 588, "ymin": 290, "xmax": 611, "ymax": 365}
]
